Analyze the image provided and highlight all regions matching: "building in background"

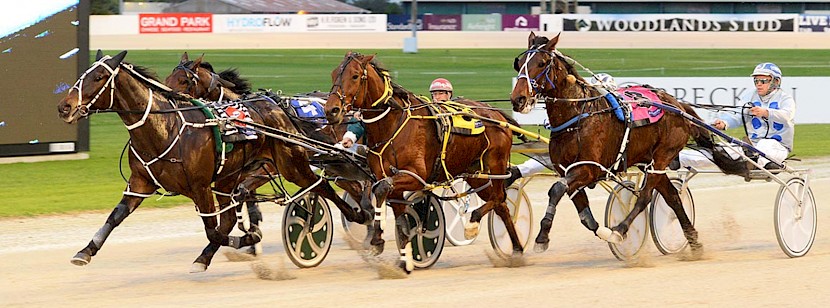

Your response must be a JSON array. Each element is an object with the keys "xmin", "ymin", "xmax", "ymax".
[
  {"xmin": 164, "ymin": 0, "xmax": 369, "ymax": 14},
  {"xmin": 400, "ymin": 0, "xmax": 830, "ymax": 15}
]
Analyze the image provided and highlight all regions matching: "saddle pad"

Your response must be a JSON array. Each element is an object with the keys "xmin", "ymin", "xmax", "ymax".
[
  {"xmin": 289, "ymin": 97, "xmax": 327, "ymax": 125},
  {"xmin": 441, "ymin": 102, "xmax": 484, "ymax": 135},
  {"xmin": 616, "ymin": 85, "xmax": 664, "ymax": 127}
]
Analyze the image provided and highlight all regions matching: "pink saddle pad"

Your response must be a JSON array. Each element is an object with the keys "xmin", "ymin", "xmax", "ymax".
[{"xmin": 616, "ymin": 85, "xmax": 664, "ymax": 126}]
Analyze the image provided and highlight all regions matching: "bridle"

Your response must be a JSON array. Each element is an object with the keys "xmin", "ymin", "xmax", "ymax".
[
  {"xmin": 70, "ymin": 56, "xmax": 174, "ymax": 130},
  {"xmin": 70, "ymin": 55, "xmax": 121, "ymax": 118},
  {"xmin": 329, "ymin": 54, "xmax": 393, "ymax": 117},
  {"xmin": 514, "ymin": 46, "xmax": 558, "ymax": 97},
  {"xmin": 173, "ymin": 63, "xmax": 225, "ymax": 101}
]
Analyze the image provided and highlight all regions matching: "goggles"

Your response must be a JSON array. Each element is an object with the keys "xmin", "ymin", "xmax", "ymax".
[{"xmin": 753, "ymin": 78, "xmax": 773, "ymax": 85}]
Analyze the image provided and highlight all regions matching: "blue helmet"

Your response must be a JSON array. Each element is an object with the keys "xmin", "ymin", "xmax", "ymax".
[{"xmin": 751, "ymin": 62, "xmax": 782, "ymax": 79}]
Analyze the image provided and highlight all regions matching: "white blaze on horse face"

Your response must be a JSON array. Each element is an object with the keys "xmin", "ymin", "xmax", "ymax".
[{"xmin": 515, "ymin": 51, "xmax": 543, "ymax": 114}]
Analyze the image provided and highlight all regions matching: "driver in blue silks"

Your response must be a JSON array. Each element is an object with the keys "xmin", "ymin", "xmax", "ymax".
[{"xmin": 676, "ymin": 62, "xmax": 796, "ymax": 171}]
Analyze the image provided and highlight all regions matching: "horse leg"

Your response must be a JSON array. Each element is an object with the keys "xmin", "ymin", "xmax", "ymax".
[
  {"xmin": 652, "ymin": 175, "xmax": 703, "ymax": 254},
  {"xmin": 192, "ymin": 187, "xmax": 237, "ymax": 272},
  {"xmin": 70, "ymin": 195, "xmax": 145, "ymax": 266},
  {"xmin": 366, "ymin": 177, "xmax": 394, "ymax": 254},
  {"xmin": 534, "ymin": 178, "xmax": 569, "ymax": 253},
  {"xmin": 390, "ymin": 201, "xmax": 413, "ymax": 274},
  {"xmin": 535, "ymin": 168, "xmax": 598, "ymax": 252}
]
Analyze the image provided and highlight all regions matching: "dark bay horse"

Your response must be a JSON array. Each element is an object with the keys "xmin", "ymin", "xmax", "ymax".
[
  {"xmin": 58, "ymin": 50, "xmax": 370, "ymax": 272},
  {"xmin": 324, "ymin": 52, "xmax": 525, "ymax": 272},
  {"xmin": 510, "ymin": 33, "xmax": 726, "ymax": 256}
]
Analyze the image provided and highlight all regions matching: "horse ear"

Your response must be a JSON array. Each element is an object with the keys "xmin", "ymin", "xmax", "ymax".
[
  {"xmin": 95, "ymin": 50, "xmax": 104, "ymax": 61},
  {"xmin": 192, "ymin": 53, "xmax": 204, "ymax": 69},
  {"xmin": 109, "ymin": 50, "xmax": 127, "ymax": 66},
  {"xmin": 527, "ymin": 31, "xmax": 537, "ymax": 48},
  {"xmin": 545, "ymin": 33, "xmax": 561, "ymax": 51},
  {"xmin": 364, "ymin": 54, "xmax": 375, "ymax": 63},
  {"xmin": 180, "ymin": 52, "xmax": 189, "ymax": 63}
]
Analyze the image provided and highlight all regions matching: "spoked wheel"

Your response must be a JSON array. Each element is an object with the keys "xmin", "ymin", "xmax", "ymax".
[
  {"xmin": 440, "ymin": 181, "xmax": 484, "ymax": 246},
  {"xmin": 488, "ymin": 186, "xmax": 533, "ymax": 259},
  {"xmin": 604, "ymin": 181, "xmax": 648, "ymax": 261},
  {"xmin": 395, "ymin": 192, "xmax": 446, "ymax": 269},
  {"xmin": 339, "ymin": 191, "xmax": 368, "ymax": 246},
  {"xmin": 282, "ymin": 192, "xmax": 333, "ymax": 268},
  {"xmin": 649, "ymin": 178, "xmax": 696, "ymax": 255},
  {"xmin": 775, "ymin": 177, "xmax": 816, "ymax": 258}
]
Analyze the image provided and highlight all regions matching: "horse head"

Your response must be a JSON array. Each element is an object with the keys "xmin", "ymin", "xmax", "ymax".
[
  {"xmin": 510, "ymin": 32, "xmax": 582, "ymax": 114},
  {"xmin": 58, "ymin": 50, "xmax": 128, "ymax": 123},
  {"xmin": 325, "ymin": 51, "xmax": 388, "ymax": 125},
  {"xmin": 164, "ymin": 52, "xmax": 239, "ymax": 101}
]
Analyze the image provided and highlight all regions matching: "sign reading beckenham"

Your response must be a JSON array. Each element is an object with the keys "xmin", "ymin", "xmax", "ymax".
[
  {"xmin": 562, "ymin": 14, "xmax": 796, "ymax": 32},
  {"xmin": 139, "ymin": 13, "xmax": 212, "ymax": 33},
  {"xmin": 512, "ymin": 77, "xmax": 828, "ymax": 125}
]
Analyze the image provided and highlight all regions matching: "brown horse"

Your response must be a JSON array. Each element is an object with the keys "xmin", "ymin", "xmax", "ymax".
[
  {"xmin": 163, "ymin": 51, "xmax": 372, "ymax": 234},
  {"xmin": 324, "ymin": 52, "xmax": 525, "ymax": 272},
  {"xmin": 58, "ymin": 50, "xmax": 370, "ymax": 272},
  {"xmin": 510, "ymin": 33, "xmax": 722, "ymax": 255}
]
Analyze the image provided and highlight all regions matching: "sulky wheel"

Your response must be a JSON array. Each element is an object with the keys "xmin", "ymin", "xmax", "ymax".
[
  {"xmin": 488, "ymin": 185, "xmax": 533, "ymax": 259},
  {"xmin": 440, "ymin": 181, "xmax": 484, "ymax": 246},
  {"xmin": 774, "ymin": 177, "xmax": 817, "ymax": 258},
  {"xmin": 649, "ymin": 178, "xmax": 696, "ymax": 255},
  {"xmin": 395, "ymin": 192, "xmax": 446, "ymax": 269},
  {"xmin": 282, "ymin": 192, "xmax": 333, "ymax": 268},
  {"xmin": 605, "ymin": 181, "xmax": 648, "ymax": 261}
]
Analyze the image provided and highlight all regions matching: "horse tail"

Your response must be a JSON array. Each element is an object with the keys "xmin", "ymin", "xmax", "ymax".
[{"xmin": 679, "ymin": 101, "xmax": 748, "ymax": 176}]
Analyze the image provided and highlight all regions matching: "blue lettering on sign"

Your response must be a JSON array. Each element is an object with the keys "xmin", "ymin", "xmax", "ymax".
[{"xmin": 227, "ymin": 17, "xmax": 265, "ymax": 28}]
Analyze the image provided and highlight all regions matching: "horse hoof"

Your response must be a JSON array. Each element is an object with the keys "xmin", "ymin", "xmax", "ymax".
[
  {"xmin": 596, "ymin": 227, "xmax": 623, "ymax": 244},
  {"xmin": 533, "ymin": 241, "xmax": 549, "ymax": 253},
  {"xmin": 370, "ymin": 244, "xmax": 384, "ymax": 256},
  {"xmin": 189, "ymin": 262, "xmax": 208, "ymax": 273},
  {"xmin": 464, "ymin": 222, "xmax": 480, "ymax": 240},
  {"xmin": 70, "ymin": 252, "xmax": 90, "ymax": 266}
]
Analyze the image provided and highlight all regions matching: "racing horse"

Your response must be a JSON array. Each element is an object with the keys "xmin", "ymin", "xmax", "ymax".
[
  {"xmin": 324, "ymin": 52, "xmax": 525, "ymax": 272},
  {"xmin": 58, "ymin": 50, "xmax": 371, "ymax": 272},
  {"xmin": 510, "ymin": 33, "xmax": 730, "ymax": 255},
  {"xmin": 164, "ymin": 52, "xmax": 371, "ymax": 254}
]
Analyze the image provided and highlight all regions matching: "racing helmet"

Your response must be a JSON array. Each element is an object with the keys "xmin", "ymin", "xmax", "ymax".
[
  {"xmin": 429, "ymin": 78, "xmax": 453, "ymax": 92},
  {"xmin": 751, "ymin": 62, "xmax": 782, "ymax": 80},
  {"xmin": 590, "ymin": 73, "xmax": 617, "ymax": 91}
]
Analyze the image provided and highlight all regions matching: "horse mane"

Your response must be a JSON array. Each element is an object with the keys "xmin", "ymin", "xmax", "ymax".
[
  {"xmin": 217, "ymin": 68, "xmax": 252, "ymax": 94},
  {"xmin": 127, "ymin": 63, "xmax": 190, "ymax": 101}
]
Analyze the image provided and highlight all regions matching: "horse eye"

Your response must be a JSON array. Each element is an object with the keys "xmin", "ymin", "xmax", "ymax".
[
  {"xmin": 351, "ymin": 74, "xmax": 359, "ymax": 80},
  {"xmin": 537, "ymin": 61, "xmax": 546, "ymax": 68},
  {"xmin": 180, "ymin": 80, "xmax": 189, "ymax": 85},
  {"xmin": 93, "ymin": 74, "xmax": 105, "ymax": 81}
]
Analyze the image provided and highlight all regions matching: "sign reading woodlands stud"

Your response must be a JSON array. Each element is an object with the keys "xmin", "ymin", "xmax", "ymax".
[{"xmin": 562, "ymin": 14, "xmax": 797, "ymax": 32}]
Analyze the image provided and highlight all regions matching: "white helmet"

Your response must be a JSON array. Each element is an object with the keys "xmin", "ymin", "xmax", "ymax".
[
  {"xmin": 751, "ymin": 62, "xmax": 782, "ymax": 79},
  {"xmin": 590, "ymin": 73, "xmax": 617, "ymax": 91}
]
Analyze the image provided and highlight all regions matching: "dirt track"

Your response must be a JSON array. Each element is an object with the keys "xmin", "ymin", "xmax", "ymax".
[{"xmin": 2, "ymin": 158, "xmax": 829, "ymax": 306}]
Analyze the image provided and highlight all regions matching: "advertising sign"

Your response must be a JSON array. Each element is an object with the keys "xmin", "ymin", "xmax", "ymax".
[
  {"xmin": 502, "ymin": 14, "xmax": 539, "ymax": 31},
  {"xmin": 423, "ymin": 15, "xmax": 461, "ymax": 31},
  {"xmin": 512, "ymin": 77, "xmax": 828, "ymax": 125},
  {"xmin": 387, "ymin": 14, "xmax": 423, "ymax": 31},
  {"xmin": 305, "ymin": 14, "xmax": 386, "ymax": 32},
  {"xmin": 462, "ymin": 14, "xmax": 501, "ymax": 31},
  {"xmin": 216, "ymin": 14, "xmax": 302, "ymax": 32},
  {"xmin": 799, "ymin": 15, "xmax": 830, "ymax": 32},
  {"xmin": 138, "ymin": 13, "xmax": 212, "ymax": 33},
  {"xmin": 562, "ymin": 14, "xmax": 797, "ymax": 32}
]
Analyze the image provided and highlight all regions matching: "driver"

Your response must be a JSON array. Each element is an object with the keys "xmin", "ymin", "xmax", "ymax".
[
  {"xmin": 429, "ymin": 78, "xmax": 453, "ymax": 102},
  {"xmin": 675, "ymin": 62, "xmax": 796, "ymax": 171}
]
